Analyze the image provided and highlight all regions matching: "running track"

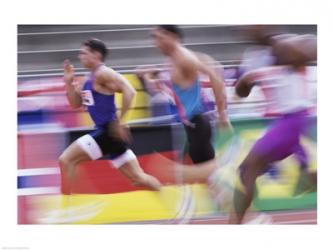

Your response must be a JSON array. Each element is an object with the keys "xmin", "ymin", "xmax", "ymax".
[
  {"xmin": 122, "ymin": 209, "xmax": 317, "ymax": 224},
  {"xmin": 188, "ymin": 209, "xmax": 317, "ymax": 224}
]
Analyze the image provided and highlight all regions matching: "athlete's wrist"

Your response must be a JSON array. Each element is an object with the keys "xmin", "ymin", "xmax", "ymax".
[
  {"xmin": 218, "ymin": 110, "xmax": 228, "ymax": 122},
  {"xmin": 64, "ymin": 76, "xmax": 75, "ymax": 86},
  {"xmin": 118, "ymin": 114, "xmax": 127, "ymax": 125}
]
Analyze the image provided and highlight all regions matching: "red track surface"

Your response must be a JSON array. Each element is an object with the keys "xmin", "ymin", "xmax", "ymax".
[
  {"xmin": 122, "ymin": 209, "xmax": 317, "ymax": 224},
  {"xmin": 189, "ymin": 209, "xmax": 317, "ymax": 225}
]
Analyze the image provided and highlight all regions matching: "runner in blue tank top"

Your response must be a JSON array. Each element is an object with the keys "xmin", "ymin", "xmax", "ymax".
[
  {"xmin": 59, "ymin": 38, "xmax": 161, "ymax": 194},
  {"xmin": 139, "ymin": 25, "xmax": 232, "ymax": 182}
]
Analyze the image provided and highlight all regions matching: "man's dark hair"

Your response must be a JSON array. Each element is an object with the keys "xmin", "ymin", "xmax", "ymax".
[
  {"xmin": 83, "ymin": 38, "xmax": 108, "ymax": 61},
  {"xmin": 158, "ymin": 25, "xmax": 183, "ymax": 40}
]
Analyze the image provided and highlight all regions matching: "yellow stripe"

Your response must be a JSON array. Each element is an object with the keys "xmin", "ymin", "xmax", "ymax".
[
  {"xmin": 115, "ymin": 91, "xmax": 150, "ymax": 109},
  {"xmin": 123, "ymin": 74, "xmax": 144, "ymax": 90},
  {"xmin": 32, "ymin": 184, "xmax": 215, "ymax": 224}
]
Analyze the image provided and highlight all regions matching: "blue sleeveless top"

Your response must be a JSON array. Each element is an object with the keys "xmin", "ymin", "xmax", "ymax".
[
  {"xmin": 172, "ymin": 79, "xmax": 204, "ymax": 120},
  {"xmin": 81, "ymin": 67, "xmax": 117, "ymax": 126}
]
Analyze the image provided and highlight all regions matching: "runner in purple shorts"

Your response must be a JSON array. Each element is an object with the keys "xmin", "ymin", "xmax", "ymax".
[
  {"xmin": 250, "ymin": 110, "xmax": 309, "ymax": 165},
  {"xmin": 237, "ymin": 26, "xmax": 313, "ymax": 176},
  {"xmin": 229, "ymin": 32, "xmax": 317, "ymax": 224}
]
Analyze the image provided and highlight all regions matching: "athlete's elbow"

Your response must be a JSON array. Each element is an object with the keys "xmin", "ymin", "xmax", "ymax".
[
  {"xmin": 69, "ymin": 100, "xmax": 82, "ymax": 109},
  {"xmin": 66, "ymin": 93, "xmax": 82, "ymax": 109},
  {"xmin": 72, "ymin": 104, "xmax": 82, "ymax": 109},
  {"xmin": 70, "ymin": 104, "xmax": 81, "ymax": 109},
  {"xmin": 128, "ymin": 87, "xmax": 136, "ymax": 99},
  {"xmin": 235, "ymin": 83, "xmax": 250, "ymax": 98}
]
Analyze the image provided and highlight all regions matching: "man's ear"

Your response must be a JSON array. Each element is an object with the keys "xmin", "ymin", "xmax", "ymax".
[{"xmin": 93, "ymin": 50, "xmax": 102, "ymax": 61}]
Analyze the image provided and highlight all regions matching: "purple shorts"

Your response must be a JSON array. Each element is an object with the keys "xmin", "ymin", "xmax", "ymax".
[{"xmin": 250, "ymin": 110, "xmax": 310, "ymax": 164}]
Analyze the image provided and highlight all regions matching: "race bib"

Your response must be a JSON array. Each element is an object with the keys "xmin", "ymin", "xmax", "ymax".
[{"xmin": 81, "ymin": 90, "xmax": 95, "ymax": 106}]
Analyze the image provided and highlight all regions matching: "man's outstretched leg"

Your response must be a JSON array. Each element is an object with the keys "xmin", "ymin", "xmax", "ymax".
[{"xmin": 116, "ymin": 150, "xmax": 161, "ymax": 191}]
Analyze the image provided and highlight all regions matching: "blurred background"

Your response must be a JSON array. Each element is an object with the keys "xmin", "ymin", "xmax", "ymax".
[{"xmin": 17, "ymin": 25, "xmax": 317, "ymax": 224}]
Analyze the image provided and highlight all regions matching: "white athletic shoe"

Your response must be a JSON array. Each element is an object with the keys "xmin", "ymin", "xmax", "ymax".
[
  {"xmin": 207, "ymin": 167, "xmax": 235, "ymax": 214},
  {"xmin": 245, "ymin": 213, "xmax": 273, "ymax": 224}
]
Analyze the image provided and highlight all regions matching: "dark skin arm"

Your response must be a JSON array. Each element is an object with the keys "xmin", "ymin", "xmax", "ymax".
[
  {"xmin": 235, "ymin": 66, "xmax": 282, "ymax": 97},
  {"xmin": 235, "ymin": 71, "xmax": 258, "ymax": 97}
]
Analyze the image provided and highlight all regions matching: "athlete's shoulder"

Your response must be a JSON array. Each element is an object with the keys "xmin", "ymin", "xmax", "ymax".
[
  {"xmin": 194, "ymin": 51, "xmax": 212, "ymax": 60},
  {"xmin": 95, "ymin": 66, "xmax": 118, "ymax": 81},
  {"xmin": 178, "ymin": 46, "xmax": 196, "ymax": 59},
  {"xmin": 195, "ymin": 52, "xmax": 219, "ymax": 66},
  {"xmin": 97, "ymin": 65, "xmax": 117, "ymax": 75}
]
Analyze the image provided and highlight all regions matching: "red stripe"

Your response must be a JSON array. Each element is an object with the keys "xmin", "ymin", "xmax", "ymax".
[
  {"xmin": 18, "ymin": 196, "xmax": 29, "ymax": 224},
  {"xmin": 62, "ymin": 151, "xmax": 181, "ymax": 194},
  {"xmin": 18, "ymin": 149, "xmax": 197, "ymax": 194},
  {"xmin": 18, "ymin": 86, "xmax": 65, "ymax": 97}
]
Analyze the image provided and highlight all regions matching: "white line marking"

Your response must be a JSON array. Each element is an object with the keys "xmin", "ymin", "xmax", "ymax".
[
  {"xmin": 18, "ymin": 187, "xmax": 60, "ymax": 196},
  {"xmin": 18, "ymin": 167, "xmax": 60, "ymax": 176},
  {"xmin": 175, "ymin": 185, "xmax": 195, "ymax": 224}
]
